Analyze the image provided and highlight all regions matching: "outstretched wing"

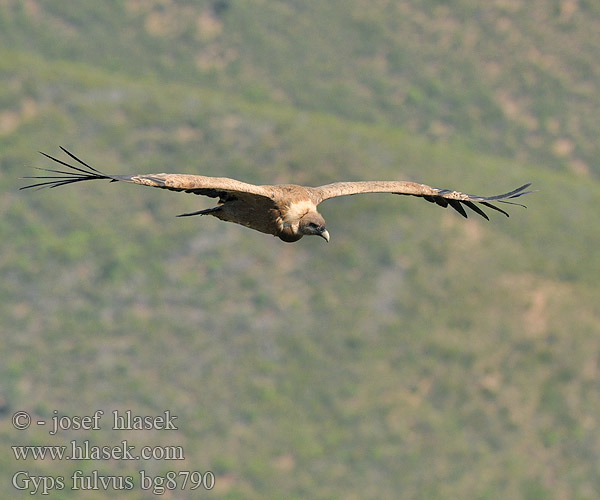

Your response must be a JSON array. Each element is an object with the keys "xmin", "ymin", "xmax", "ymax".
[
  {"xmin": 21, "ymin": 147, "xmax": 275, "ymax": 204},
  {"xmin": 313, "ymin": 180, "xmax": 534, "ymax": 220}
]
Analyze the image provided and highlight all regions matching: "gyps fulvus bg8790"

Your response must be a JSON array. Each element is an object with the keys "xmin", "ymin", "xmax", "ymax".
[{"xmin": 22, "ymin": 148, "xmax": 534, "ymax": 243}]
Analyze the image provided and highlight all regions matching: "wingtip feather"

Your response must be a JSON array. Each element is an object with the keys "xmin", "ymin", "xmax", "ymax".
[{"xmin": 22, "ymin": 148, "xmax": 111, "ymax": 190}]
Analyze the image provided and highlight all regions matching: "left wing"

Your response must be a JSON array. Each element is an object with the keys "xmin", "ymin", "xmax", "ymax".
[
  {"xmin": 313, "ymin": 180, "xmax": 534, "ymax": 220},
  {"xmin": 20, "ymin": 147, "xmax": 275, "ymax": 204}
]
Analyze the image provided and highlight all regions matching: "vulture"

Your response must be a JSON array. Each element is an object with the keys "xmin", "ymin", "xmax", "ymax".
[{"xmin": 22, "ymin": 147, "xmax": 534, "ymax": 243}]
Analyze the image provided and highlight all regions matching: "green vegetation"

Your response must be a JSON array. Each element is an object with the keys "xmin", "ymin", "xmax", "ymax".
[{"xmin": 1, "ymin": 1, "xmax": 599, "ymax": 499}]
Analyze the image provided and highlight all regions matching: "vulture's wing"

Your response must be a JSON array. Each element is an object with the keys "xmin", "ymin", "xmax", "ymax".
[
  {"xmin": 21, "ymin": 147, "xmax": 275, "ymax": 206},
  {"xmin": 313, "ymin": 180, "xmax": 534, "ymax": 220}
]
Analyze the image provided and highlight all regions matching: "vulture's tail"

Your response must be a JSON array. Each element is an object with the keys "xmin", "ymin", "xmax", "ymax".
[{"xmin": 20, "ymin": 147, "xmax": 115, "ymax": 190}]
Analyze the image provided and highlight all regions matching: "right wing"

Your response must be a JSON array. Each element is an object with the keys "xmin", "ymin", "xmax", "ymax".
[{"xmin": 313, "ymin": 180, "xmax": 534, "ymax": 220}]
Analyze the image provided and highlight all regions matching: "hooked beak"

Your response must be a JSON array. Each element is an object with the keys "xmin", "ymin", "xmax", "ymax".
[{"xmin": 319, "ymin": 229, "xmax": 330, "ymax": 242}]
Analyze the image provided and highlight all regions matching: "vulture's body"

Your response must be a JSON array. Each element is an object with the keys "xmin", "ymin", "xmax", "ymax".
[{"xmin": 22, "ymin": 148, "xmax": 534, "ymax": 243}]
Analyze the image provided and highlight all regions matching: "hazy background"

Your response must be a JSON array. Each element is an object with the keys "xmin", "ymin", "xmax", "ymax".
[{"xmin": 1, "ymin": 1, "xmax": 599, "ymax": 498}]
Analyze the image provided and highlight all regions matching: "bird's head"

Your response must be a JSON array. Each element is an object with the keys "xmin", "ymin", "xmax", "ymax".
[{"xmin": 299, "ymin": 212, "xmax": 330, "ymax": 242}]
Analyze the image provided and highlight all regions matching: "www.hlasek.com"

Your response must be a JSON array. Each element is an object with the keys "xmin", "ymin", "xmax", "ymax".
[{"xmin": 10, "ymin": 409, "xmax": 215, "ymax": 495}]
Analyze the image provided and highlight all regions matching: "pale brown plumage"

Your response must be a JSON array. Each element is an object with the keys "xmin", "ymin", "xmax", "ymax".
[{"xmin": 22, "ymin": 147, "xmax": 534, "ymax": 243}]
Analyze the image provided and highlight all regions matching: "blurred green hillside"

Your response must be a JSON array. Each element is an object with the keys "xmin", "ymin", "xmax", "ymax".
[{"xmin": 1, "ymin": 1, "xmax": 599, "ymax": 499}]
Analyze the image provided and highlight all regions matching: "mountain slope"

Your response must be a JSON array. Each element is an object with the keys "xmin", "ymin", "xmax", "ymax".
[{"xmin": 1, "ymin": 2, "xmax": 600, "ymax": 499}]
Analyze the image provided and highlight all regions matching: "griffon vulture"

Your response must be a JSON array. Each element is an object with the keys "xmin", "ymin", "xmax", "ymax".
[{"xmin": 22, "ymin": 147, "xmax": 533, "ymax": 243}]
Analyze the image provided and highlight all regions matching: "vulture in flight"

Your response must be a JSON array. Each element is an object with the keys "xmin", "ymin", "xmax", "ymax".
[{"xmin": 22, "ymin": 147, "xmax": 533, "ymax": 243}]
